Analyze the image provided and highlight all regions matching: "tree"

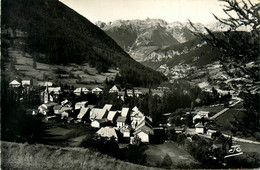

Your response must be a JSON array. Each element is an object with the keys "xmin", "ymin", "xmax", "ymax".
[
  {"xmin": 33, "ymin": 56, "xmax": 37, "ymax": 69},
  {"xmin": 189, "ymin": 0, "xmax": 259, "ymax": 82},
  {"xmin": 185, "ymin": 114, "xmax": 193, "ymax": 127},
  {"xmin": 132, "ymin": 135, "xmax": 141, "ymax": 146},
  {"xmin": 10, "ymin": 58, "xmax": 15, "ymax": 71},
  {"xmin": 189, "ymin": 0, "xmax": 260, "ymax": 132},
  {"xmin": 161, "ymin": 154, "xmax": 172, "ymax": 168}
]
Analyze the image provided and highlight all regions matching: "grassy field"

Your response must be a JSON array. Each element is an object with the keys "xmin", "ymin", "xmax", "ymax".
[
  {"xmin": 1, "ymin": 141, "xmax": 162, "ymax": 170},
  {"xmin": 214, "ymin": 102, "xmax": 260, "ymax": 141},
  {"xmin": 144, "ymin": 142, "xmax": 199, "ymax": 168},
  {"xmin": 215, "ymin": 103, "xmax": 246, "ymax": 133},
  {"xmin": 41, "ymin": 124, "xmax": 97, "ymax": 147},
  {"xmin": 194, "ymin": 105, "xmax": 225, "ymax": 114}
]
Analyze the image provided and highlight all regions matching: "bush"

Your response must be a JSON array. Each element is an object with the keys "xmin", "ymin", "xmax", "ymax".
[{"xmin": 160, "ymin": 154, "xmax": 172, "ymax": 169}]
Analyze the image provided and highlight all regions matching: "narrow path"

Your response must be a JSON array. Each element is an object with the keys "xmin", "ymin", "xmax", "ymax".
[{"xmin": 210, "ymin": 98, "xmax": 242, "ymax": 120}]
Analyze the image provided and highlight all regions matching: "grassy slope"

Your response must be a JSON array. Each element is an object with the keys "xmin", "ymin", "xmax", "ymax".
[
  {"xmin": 141, "ymin": 37, "xmax": 220, "ymax": 70},
  {"xmin": 145, "ymin": 142, "xmax": 199, "ymax": 167},
  {"xmin": 1, "ymin": 141, "xmax": 161, "ymax": 170},
  {"xmin": 2, "ymin": 0, "xmax": 167, "ymax": 87},
  {"xmin": 4, "ymin": 49, "xmax": 118, "ymax": 87}
]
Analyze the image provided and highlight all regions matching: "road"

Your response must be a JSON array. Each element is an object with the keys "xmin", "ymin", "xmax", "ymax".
[{"xmin": 210, "ymin": 98, "xmax": 242, "ymax": 120}]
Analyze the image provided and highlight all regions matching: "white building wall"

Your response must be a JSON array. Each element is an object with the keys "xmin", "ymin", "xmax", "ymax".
[
  {"xmin": 91, "ymin": 121, "xmax": 100, "ymax": 128},
  {"xmin": 196, "ymin": 127, "xmax": 204, "ymax": 134},
  {"xmin": 137, "ymin": 132, "xmax": 149, "ymax": 143}
]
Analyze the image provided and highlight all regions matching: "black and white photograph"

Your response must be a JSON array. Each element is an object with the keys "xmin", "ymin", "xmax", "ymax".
[{"xmin": 1, "ymin": 0, "xmax": 260, "ymax": 169}]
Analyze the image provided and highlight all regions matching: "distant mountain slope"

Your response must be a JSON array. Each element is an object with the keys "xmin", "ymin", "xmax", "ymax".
[
  {"xmin": 96, "ymin": 19, "xmax": 248, "ymax": 63},
  {"xmin": 97, "ymin": 19, "xmax": 180, "ymax": 62},
  {"xmin": 2, "ymin": 0, "xmax": 167, "ymax": 87},
  {"xmin": 141, "ymin": 37, "xmax": 220, "ymax": 71}
]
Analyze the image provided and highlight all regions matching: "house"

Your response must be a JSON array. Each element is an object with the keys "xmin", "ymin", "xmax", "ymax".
[
  {"xmin": 92, "ymin": 87, "xmax": 103, "ymax": 95},
  {"xmin": 130, "ymin": 106, "xmax": 144, "ymax": 129},
  {"xmin": 48, "ymin": 87, "xmax": 61, "ymax": 95},
  {"xmin": 120, "ymin": 125, "xmax": 131, "ymax": 138},
  {"xmin": 53, "ymin": 105, "xmax": 62, "ymax": 114},
  {"xmin": 75, "ymin": 101, "xmax": 88, "ymax": 110},
  {"xmin": 126, "ymin": 89, "xmax": 142, "ymax": 97},
  {"xmin": 38, "ymin": 81, "xmax": 53, "ymax": 87},
  {"xmin": 96, "ymin": 127, "xmax": 118, "ymax": 141},
  {"xmin": 43, "ymin": 87, "xmax": 61, "ymax": 103},
  {"xmin": 61, "ymin": 99, "xmax": 72, "ymax": 107},
  {"xmin": 38, "ymin": 102, "xmax": 57, "ymax": 115},
  {"xmin": 21, "ymin": 80, "xmax": 31, "ymax": 87},
  {"xmin": 73, "ymin": 87, "xmax": 89, "ymax": 96},
  {"xmin": 193, "ymin": 111, "xmax": 209, "ymax": 123},
  {"xmin": 43, "ymin": 87, "xmax": 53, "ymax": 104},
  {"xmin": 67, "ymin": 117, "xmax": 75, "ymax": 123},
  {"xmin": 90, "ymin": 108, "xmax": 108, "ymax": 121},
  {"xmin": 91, "ymin": 120, "xmax": 101, "ymax": 128},
  {"xmin": 207, "ymin": 129, "xmax": 217, "ymax": 136},
  {"xmin": 9, "ymin": 80, "xmax": 21, "ymax": 88},
  {"xmin": 109, "ymin": 85, "xmax": 120, "ymax": 93},
  {"xmin": 195, "ymin": 123, "xmax": 205, "ymax": 134},
  {"xmin": 91, "ymin": 119, "xmax": 109, "ymax": 128},
  {"xmin": 116, "ymin": 116, "xmax": 127, "ymax": 129},
  {"xmin": 103, "ymin": 104, "xmax": 113, "ymax": 112},
  {"xmin": 58, "ymin": 106, "xmax": 73, "ymax": 115},
  {"xmin": 121, "ymin": 107, "xmax": 130, "ymax": 117},
  {"xmin": 61, "ymin": 111, "xmax": 69, "ymax": 120},
  {"xmin": 76, "ymin": 107, "xmax": 90, "ymax": 123},
  {"xmin": 107, "ymin": 111, "xmax": 120, "ymax": 124},
  {"xmin": 151, "ymin": 89, "xmax": 164, "ymax": 97},
  {"xmin": 133, "ymin": 117, "xmax": 154, "ymax": 143}
]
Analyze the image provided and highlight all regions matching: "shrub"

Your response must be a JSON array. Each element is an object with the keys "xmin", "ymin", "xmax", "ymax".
[{"xmin": 160, "ymin": 154, "xmax": 172, "ymax": 169}]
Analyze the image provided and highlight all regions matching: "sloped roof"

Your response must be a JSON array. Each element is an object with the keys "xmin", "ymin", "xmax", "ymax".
[
  {"xmin": 10, "ymin": 80, "xmax": 21, "ymax": 85},
  {"xmin": 73, "ymin": 87, "xmax": 89, "ymax": 93},
  {"xmin": 96, "ymin": 127, "xmax": 118, "ymax": 139},
  {"xmin": 107, "ymin": 111, "xmax": 118, "ymax": 121},
  {"xmin": 103, "ymin": 104, "xmax": 113, "ymax": 111},
  {"xmin": 53, "ymin": 105, "xmax": 62, "ymax": 111},
  {"xmin": 77, "ymin": 107, "xmax": 89, "ymax": 119},
  {"xmin": 59, "ymin": 106, "xmax": 73, "ymax": 113},
  {"xmin": 195, "ymin": 123, "xmax": 204, "ymax": 128},
  {"xmin": 132, "ymin": 106, "xmax": 139, "ymax": 113},
  {"xmin": 116, "ymin": 116, "xmax": 126, "ymax": 122},
  {"xmin": 48, "ymin": 87, "xmax": 61, "ymax": 93},
  {"xmin": 75, "ymin": 101, "xmax": 88, "ymax": 107},
  {"xmin": 43, "ymin": 102, "xmax": 58, "ymax": 108},
  {"xmin": 109, "ymin": 85, "xmax": 119, "ymax": 92},
  {"xmin": 120, "ymin": 125, "xmax": 131, "ymax": 132},
  {"xmin": 135, "ymin": 116, "xmax": 153, "ymax": 131},
  {"xmin": 90, "ymin": 108, "xmax": 107, "ymax": 120},
  {"xmin": 130, "ymin": 107, "xmax": 144, "ymax": 118},
  {"xmin": 121, "ymin": 107, "xmax": 129, "ymax": 117},
  {"xmin": 87, "ymin": 105, "xmax": 95, "ymax": 110}
]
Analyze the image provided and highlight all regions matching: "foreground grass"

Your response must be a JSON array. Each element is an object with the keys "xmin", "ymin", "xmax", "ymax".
[{"xmin": 1, "ymin": 141, "xmax": 161, "ymax": 170}]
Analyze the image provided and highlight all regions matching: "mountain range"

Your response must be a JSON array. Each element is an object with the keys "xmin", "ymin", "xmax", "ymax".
[
  {"xmin": 96, "ymin": 19, "xmax": 247, "ymax": 65},
  {"xmin": 2, "ymin": 0, "xmax": 167, "ymax": 87}
]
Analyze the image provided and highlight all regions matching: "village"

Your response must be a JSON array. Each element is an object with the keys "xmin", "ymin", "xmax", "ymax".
[{"xmin": 8, "ymin": 78, "xmax": 251, "ymax": 147}]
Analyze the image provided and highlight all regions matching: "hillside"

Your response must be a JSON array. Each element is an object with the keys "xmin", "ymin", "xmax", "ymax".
[
  {"xmin": 96, "ymin": 19, "xmax": 240, "ymax": 62},
  {"xmin": 1, "ymin": 0, "xmax": 167, "ymax": 87},
  {"xmin": 97, "ymin": 19, "xmax": 180, "ymax": 62},
  {"xmin": 141, "ymin": 36, "xmax": 220, "ymax": 72},
  {"xmin": 2, "ymin": 141, "xmax": 161, "ymax": 170}
]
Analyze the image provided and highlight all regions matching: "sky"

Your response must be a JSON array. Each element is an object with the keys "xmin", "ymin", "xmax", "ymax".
[{"xmin": 59, "ymin": 0, "xmax": 258, "ymax": 24}]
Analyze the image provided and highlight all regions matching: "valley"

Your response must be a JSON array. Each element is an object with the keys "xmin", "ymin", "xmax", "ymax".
[{"xmin": 1, "ymin": 0, "xmax": 260, "ymax": 169}]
